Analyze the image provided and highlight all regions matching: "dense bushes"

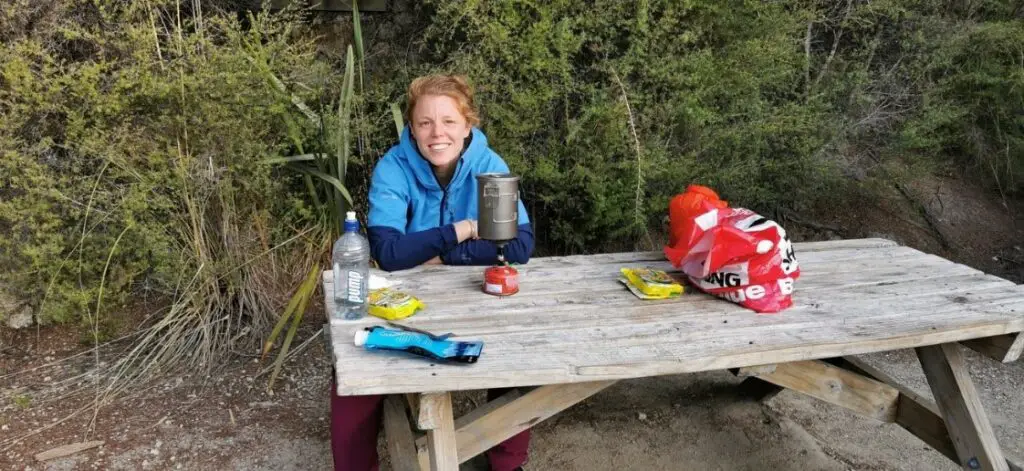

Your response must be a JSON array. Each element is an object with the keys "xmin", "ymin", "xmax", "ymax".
[
  {"xmin": 0, "ymin": 2, "xmax": 330, "ymax": 335},
  {"xmin": 899, "ymin": 9, "xmax": 1024, "ymax": 196},
  {"xmin": 412, "ymin": 1, "xmax": 835, "ymax": 253},
  {"xmin": 792, "ymin": 1, "xmax": 1024, "ymax": 195},
  {"xmin": 1, "ymin": 0, "xmax": 1021, "ymax": 340},
  {"xmin": 410, "ymin": 0, "xmax": 1023, "ymax": 253}
]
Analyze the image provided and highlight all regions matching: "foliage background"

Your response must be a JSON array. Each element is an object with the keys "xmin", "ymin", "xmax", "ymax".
[{"xmin": 1, "ymin": 0, "xmax": 1021, "ymax": 368}]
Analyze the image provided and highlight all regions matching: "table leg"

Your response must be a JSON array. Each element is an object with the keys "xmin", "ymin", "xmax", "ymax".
[
  {"xmin": 917, "ymin": 343, "xmax": 1008, "ymax": 471},
  {"xmin": 419, "ymin": 392, "xmax": 458, "ymax": 471},
  {"xmin": 840, "ymin": 356, "xmax": 1021, "ymax": 471},
  {"xmin": 961, "ymin": 333, "xmax": 1024, "ymax": 363},
  {"xmin": 382, "ymin": 396, "xmax": 420, "ymax": 471}
]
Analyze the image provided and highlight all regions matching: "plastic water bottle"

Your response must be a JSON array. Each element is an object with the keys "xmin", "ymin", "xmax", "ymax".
[{"xmin": 332, "ymin": 211, "xmax": 370, "ymax": 320}]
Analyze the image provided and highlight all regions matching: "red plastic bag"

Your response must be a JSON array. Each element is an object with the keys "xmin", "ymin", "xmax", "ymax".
[{"xmin": 663, "ymin": 185, "xmax": 799, "ymax": 313}]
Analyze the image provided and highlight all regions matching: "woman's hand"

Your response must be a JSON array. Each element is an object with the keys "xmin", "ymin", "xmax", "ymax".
[
  {"xmin": 454, "ymin": 219, "xmax": 478, "ymax": 243},
  {"xmin": 422, "ymin": 256, "xmax": 442, "ymax": 266}
]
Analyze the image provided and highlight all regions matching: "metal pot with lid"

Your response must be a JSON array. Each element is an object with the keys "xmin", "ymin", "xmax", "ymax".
[
  {"xmin": 476, "ymin": 172, "xmax": 522, "ymax": 296},
  {"xmin": 476, "ymin": 173, "xmax": 520, "ymax": 245}
]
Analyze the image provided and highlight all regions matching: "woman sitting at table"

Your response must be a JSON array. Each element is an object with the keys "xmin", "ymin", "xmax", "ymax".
[{"xmin": 330, "ymin": 74, "xmax": 535, "ymax": 471}]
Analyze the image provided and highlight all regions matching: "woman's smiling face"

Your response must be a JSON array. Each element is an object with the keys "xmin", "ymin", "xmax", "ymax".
[{"xmin": 411, "ymin": 94, "xmax": 472, "ymax": 169}]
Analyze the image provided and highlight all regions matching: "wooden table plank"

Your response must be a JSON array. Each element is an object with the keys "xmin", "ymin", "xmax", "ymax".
[
  {"xmin": 328, "ymin": 256, "xmax": 1003, "ymax": 328},
  {"xmin": 333, "ymin": 313, "xmax": 1024, "ymax": 393},
  {"xmin": 417, "ymin": 393, "xmax": 449, "ymax": 430},
  {"xmin": 361, "ymin": 247, "xmax": 957, "ymax": 293},
  {"xmin": 337, "ymin": 316, "xmax": 1023, "ymax": 394},
  {"xmin": 413, "ymin": 382, "xmax": 614, "ymax": 465},
  {"xmin": 372, "ymin": 275, "xmax": 1019, "ymax": 337},
  {"xmin": 337, "ymin": 290, "xmax": 1024, "ymax": 371},
  {"xmin": 328, "ymin": 240, "xmax": 1024, "ymax": 396},
  {"xmin": 384, "ymin": 253, "xmax": 973, "ymax": 305},
  {"xmin": 381, "ymin": 238, "xmax": 900, "ymax": 277},
  {"xmin": 341, "ymin": 242, "xmax": 930, "ymax": 291},
  {"xmin": 327, "ymin": 246, "xmax": 988, "ymax": 315},
  {"xmin": 755, "ymin": 360, "xmax": 899, "ymax": 422}
]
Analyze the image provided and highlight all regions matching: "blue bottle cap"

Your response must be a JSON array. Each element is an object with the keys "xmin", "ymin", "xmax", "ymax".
[{"xmin": 344, "ymin": 211, "xmax": 359, "ymax": 233}]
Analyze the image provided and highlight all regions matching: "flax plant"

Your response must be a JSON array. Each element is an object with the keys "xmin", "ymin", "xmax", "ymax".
[{"xmin": 259, "ymin": 1, "xmax": 367, "ymax": 391}]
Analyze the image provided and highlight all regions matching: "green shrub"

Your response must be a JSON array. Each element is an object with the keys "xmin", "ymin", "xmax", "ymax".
[
  {"xmin": 412, "ymin": 0, "xmax": 836, "ymax": 253},
  {"xmin": 786, "ymin": 1, "xmax": 1024, "ymax": 196},
  {"xmin": 900, "ymin": 18, "xmax": 1024, "ymax": 196},
  {"xmin": 0, "ymin": 1, "xmax": 329, "ymax": 330}
]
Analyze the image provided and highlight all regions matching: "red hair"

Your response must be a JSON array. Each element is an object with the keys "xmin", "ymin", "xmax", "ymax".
[{"xmin": 406, "ymin": 74, "xmax": 480, "ymax": 127}]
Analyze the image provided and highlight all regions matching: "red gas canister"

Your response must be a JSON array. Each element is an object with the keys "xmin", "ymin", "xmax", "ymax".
[{"xmin": 482, "ymin": 264, "xmax": 519, "ymax": 296}]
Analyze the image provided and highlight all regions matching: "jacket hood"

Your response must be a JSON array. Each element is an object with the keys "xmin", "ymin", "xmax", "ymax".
[{"xmin": 398, "ymin": 126, "xmax": 489, "ymax": 191}]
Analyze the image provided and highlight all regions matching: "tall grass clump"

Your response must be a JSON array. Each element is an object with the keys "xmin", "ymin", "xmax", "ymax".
[
  {"xmin": 258, "ymin": 1, "xmax": 371, "ymax": 391},
  {"xmin": 0, "ymin": 0, "xmax": 342, "ymax": 392}
]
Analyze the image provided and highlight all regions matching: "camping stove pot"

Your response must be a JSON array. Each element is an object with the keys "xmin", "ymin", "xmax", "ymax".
[{"xmin": 476, "ymin": 173, "xmax": 520, "ymax": 243}]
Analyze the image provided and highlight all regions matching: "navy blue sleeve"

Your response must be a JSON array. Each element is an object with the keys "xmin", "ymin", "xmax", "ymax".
[
  {"xmin": 440, "ymin": 223, "xmax": 534, "ymax": 266},
  {"xmin": 368, "ymin": 225, "xmax": 460, "ymax": 272}
]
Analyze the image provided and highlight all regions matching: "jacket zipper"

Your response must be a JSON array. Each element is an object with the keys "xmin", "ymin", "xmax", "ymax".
[
  {"xmin": 439, "ymin": 188, "xmax": 448, "ymax": 226},
  {"xmin": 434, "ymin": 159, "xmax": 461, "ymax": 226}
]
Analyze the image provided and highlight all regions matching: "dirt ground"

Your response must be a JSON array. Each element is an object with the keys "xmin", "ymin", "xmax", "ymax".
[{"xmin": 1, "ymin": 176, "xmax": 1022, "ymax": 471}]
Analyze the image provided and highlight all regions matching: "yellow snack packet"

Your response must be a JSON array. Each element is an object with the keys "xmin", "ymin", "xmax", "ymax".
[
  {"xmin": 368, "ymin": 288, "xmax": 425, "ymax": 321},
  {"xmin": 619, "ymin": 268, "xmax": 684, "ymax": 299}
]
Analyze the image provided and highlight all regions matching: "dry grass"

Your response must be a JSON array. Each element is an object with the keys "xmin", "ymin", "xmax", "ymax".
[{"xmin": 1, "ymin": 2, "xmax": 342, "ymax": 448}]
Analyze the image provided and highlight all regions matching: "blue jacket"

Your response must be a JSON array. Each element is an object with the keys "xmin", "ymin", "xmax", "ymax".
[{"xmin": 367, "ymin": 126, "xmax": 534, "ymax": 272}]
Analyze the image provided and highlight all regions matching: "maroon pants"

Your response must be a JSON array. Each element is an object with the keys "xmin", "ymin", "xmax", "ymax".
[{"xmin": 330, "ymin": 381, "xmax": 530, "ymax": 471}]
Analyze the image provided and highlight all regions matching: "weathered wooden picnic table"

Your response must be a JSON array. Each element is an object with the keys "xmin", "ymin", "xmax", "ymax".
[{"xmin": 324, "ymin": 238, "xmax": 1024, "ymax": 471}]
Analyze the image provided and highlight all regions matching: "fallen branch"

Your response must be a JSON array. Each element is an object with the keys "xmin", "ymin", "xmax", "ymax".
[
  {"xmin": 894, "ymin": 183, "xmax": 953, "ymax": 251},
  {"xmin": 1, "ymin": 403, "xmax": 92, "ymax": 452},
  {"xmin": 811, "ymin": 0, "xmax": 853, "ymax": 92},
  {"xmin": 996, "ymin": 255, "xmax": 1024, "ymax": 267},
  {"xmin": 35, "ymin": 441, "xmax": 105, "ymax": 462},
  {"xmin": 783, "ymin": 212, "xmax": 844, "ymax": 235},
  {"xmin": 804, "ymin": 21, "xmax": 812, "ymax": 98}
]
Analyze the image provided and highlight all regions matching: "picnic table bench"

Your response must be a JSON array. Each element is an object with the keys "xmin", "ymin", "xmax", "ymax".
[{"xmin": 324, "ymin": 238, "xmax": 1024, "ymax": 471}]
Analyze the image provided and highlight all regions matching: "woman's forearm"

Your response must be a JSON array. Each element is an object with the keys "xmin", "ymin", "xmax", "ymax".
[
  {"xmin": 440, "ymin": 223, "xmax": 534, "ymax": 265},
  {"xmin": 367, "ymin": 225, "xmax": 459, "ymax": 271}
]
